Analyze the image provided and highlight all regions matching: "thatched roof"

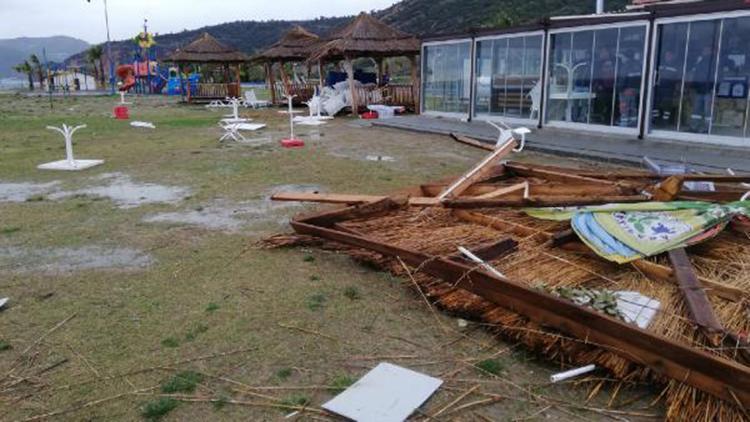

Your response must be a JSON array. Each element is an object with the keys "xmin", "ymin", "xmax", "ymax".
[
  {"xmin": 252, "ymin": 25, "xmax": 320, "ymax": 63},
  {"xmin": 167, "ymin": 33, "xmax": 249, "ymax": 63},
  {"xmin": 307, "ymin": 13, "xmax": 420, "ymax": 62}
]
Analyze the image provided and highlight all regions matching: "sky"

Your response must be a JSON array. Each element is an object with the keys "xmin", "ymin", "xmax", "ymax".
[{"xmin": 0, "ymin": 0, "xmax": 401, "ymax": 43}]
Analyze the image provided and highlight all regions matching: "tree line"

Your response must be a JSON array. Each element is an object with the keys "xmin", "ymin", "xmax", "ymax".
[{"xmin": 14, "ymin": 46, "xmax": 107, "ymax": 90}]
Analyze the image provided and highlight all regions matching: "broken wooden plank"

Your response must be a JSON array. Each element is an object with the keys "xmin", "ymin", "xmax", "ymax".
[
  {"xmin": 421, "ymin": 182, "xmax": 625, "ymax": 197},
  {"xmin": 650, "ymin": 176, "xmax": 685, "ymax": 202},
  {"xmin": 437, "ymin": 139, "xmax": 518, "ymax": 201},
  {"xmin": 668, "ymin": 248, "xmax": 725, "ymax": 345},
  {"xmin": 476, "ymin": 182, "xmax": 528, "ymax": 199},
  {"xmin": 443, "ymin": 194, "xmax": 650, "ymax": 209},
  {"xmin": 295, "ymin": 197, "xmax": 404, "ymax": 228},
  {"xmin": 290, "ymin": 218, "xmax": 750, "ymax": 408},
  {"xmin": 273, "ymin": 192, "xmax": 385, "ymax": 204},
  {"xmin": 450, "ymin": 132, "xmax": 494, "ymax": 151},
  {"xmin": 505, "ymin": 163, "xmax": 623, "ymax": 187}
]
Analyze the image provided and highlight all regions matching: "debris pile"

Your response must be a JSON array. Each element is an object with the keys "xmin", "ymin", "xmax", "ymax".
[{"xmin": 268, "ymin": 134, "xmax": 750, "ymax": 421}]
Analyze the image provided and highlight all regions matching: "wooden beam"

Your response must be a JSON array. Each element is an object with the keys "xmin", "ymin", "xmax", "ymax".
[
  {"xmin": 437, "ymin": 140, "xmax": 518, "ymax": 201},
  {"xmin": 420, "ymin": 181, "xmax": 624, "ymax": 197},
  {"xmin": 344, "ymin": 57, "xmax": 358, "ymax": 114},
  {"xmin": 272, "ymin": 192, "xmax": 384, "ymax": 204},
  {"xmin": 443, "ymin": 195, "xmax": 650, "ymax": 209},
  {"xmin": 505, "ymin": 163, "xmax": 624, "ymax": 187},
  {"xmin": 450, "ymin": 133, "xmax": 494, "ymax": 151},
  {"xmin": 290, "ymin": 218, "xmax": 750, "ymax": 408},
  {"xmin": 668, "ymin": 248, "xmax": 724, "ymax": 344},
  {"xmin": 476, "ymin": 182, "xmax": 528, "ymax": 199}
]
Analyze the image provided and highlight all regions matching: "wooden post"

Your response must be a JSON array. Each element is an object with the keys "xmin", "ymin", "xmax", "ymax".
[
  {"xmin": 317, "ymin": 61, "xmax": 325, "ymax": 91},
  {"xmin": 268, "ymin": 62, "xmax": 277, "ymax": 105},
  {"xmin": 344, "ymin": 57, "xmax": 358, "ymax": 115},
  {"xmin": 235, "ymin": 64, "xmax": 242, "ymax": 97},
  {"xmin": 376, "ymin": 57, "xmax": 384, "ymax": 86},
  {"xmin": 279, "ymin": 60, "xmax": 292, "ymax": 97},
  {"xmin": 185, "ymin": 63, "xmax": 192, "ymax": 103},
  {"xmin": 409, "ymin": 55, "xmax": 420, "ymax": 113}
]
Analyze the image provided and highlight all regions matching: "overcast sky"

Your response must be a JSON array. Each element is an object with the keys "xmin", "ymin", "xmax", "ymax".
[{"xmin": 0, "ymin": 0, "xmax": 401, "ymax": 44}]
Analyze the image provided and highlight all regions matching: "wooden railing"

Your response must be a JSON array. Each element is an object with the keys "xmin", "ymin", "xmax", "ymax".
[
  {"xmin": 190, "ymin": 83, "xmax": 240, "ymax": 101},
  {"xmin": 273, "ymin": 82, "xmax": 318, "ymax": 104},
  {"xmin": 272, "ymin": 82, "xmax": 419, "ymax": 111}
]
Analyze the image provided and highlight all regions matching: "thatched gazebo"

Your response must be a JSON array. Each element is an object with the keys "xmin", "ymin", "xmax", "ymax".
[
  {"xmin": 252, "ymin": 25, "xmax": 321, "ymax": 105},
  {"xmin": 167, "ymin": 33, "xmax": 250, "ymax": 103},
  {"xmin": 307, "ymin": 13, "xmax": 421, "ymax": 112}
]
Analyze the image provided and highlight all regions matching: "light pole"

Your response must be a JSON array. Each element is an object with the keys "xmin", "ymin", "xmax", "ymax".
[{"xmin": 88, "ymin": 0, "xmax": 115, "ymax": 94}]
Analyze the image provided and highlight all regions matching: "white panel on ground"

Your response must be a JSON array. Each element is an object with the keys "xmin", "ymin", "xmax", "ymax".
[
  {"xmin": 615, "ymin": 291, "xmax": 660, "ymax": 329},
  {"xmin": 322, "ymin": 363, "xmax": 442, "ymax": 422},
  {"xmin": 38, "ymin": 159, "xmax": 104, "ymax": 171}
]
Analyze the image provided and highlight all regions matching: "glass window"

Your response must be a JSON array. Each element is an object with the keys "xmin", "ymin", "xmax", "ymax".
[
  {"xmin": 422, "ymin": 41, "xmax": 472, "ymax": 115},
  {"xmin": 472, "ymin": 34, "xmax": 543, "ymax": 120},
  {"xmin": 711, "ymin": 16, "xmax": 750, "ymax": 138},
  {"xmin": 547, "ymin": 25, "xmax": 646, "ymax": 128},
  {"xmin": 651, "ymin": 16, "xmax": 750, "ymax": 139}
]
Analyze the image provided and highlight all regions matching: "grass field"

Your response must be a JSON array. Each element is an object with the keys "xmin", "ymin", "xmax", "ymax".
[{"xmin": 0, "ymin": 93, "xmax": 660, "ymax": 420}]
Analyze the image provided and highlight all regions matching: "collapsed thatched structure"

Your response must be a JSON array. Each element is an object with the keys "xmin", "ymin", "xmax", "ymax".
[
  {"xmin": 167, "ymin": 33, "xmax": 249, "ymax": 102},
  {"xmin": 307, "ymin": 13, "xmax": 421, "ymax": 112},
  {"xmin": 252, "ymin": 26, "xmax": 321, "ymax": 104}
]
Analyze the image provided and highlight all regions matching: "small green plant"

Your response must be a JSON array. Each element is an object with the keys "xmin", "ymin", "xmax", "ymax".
[
  {"xmin": 328, "ymin": 374, "xmax": 355, "ymax": 393},
  {"xmin": 343, "ymin": 286, "xmax": 361, "ymax": 300},
  {"xmin": 161, "ymin": 370, "xmax": 204, "ymax": 393},
  {"xmin": 142, "ymin": 397, "xmax": 179, "ymax": 421},
  {"xmin": 25, "ymin": 194, "xmax": 45, "ymax": 202},
  {"xmin": 476, "ymin": 359, "xmax": 505, "ymax": 376},
  {"xmin": 0, "ymin": 226, "xmax": 21, "ymax": 235},
  {"xmin": 185, "ymin": 323, "xmax": 209, "ymax": 341},
  {"xmin": 205, "ymin": 302, "xmax": 220, "ymax": 312},
  {"xmin": 0, "ymin": 340, "xmax": 11, "ymax": 351},
  {"xmin": 281, "ymin": 394, "xmax": 310, "ymax": 409},
  {"xmin": 309, "ymin": 275, "xmax": 320, "ymax": 281},
  {"xmin": 161, "ymin": 337, "xmax": 179, "ymax": 348},
  {"xmin": 306, "ymin": 293, "xmax": 326, "ymax": 311},
  {"xmin": 302, "ymin": 254, "xmax": 315, "ymax": 262},
  {"xmin": 276, "ymin": 367, "xmax": 293, "ymax": 380}
]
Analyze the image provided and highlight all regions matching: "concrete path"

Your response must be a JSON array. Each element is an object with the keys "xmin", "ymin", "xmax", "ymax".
[{"xmin": 372, "ymin": 116, "xmax": 750, "ymax": 172}]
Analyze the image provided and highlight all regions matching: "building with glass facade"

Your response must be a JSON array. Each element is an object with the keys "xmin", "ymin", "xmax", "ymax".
[{"xmin": 420, "ymin": 0, "xmax": 750, "ymax": 146}]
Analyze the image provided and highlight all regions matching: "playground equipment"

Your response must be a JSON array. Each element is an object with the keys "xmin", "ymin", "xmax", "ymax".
[
  {"xmin": 116, "ymin": 65, "xmax": 136, "ymax": 92},
  {"xmin": 38, "ymin": 124, "xmax": 104, "ymax": 171}
]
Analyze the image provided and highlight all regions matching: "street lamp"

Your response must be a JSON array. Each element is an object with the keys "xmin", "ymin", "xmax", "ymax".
[{"xmin": 87, "ymin": 0, "xmax": 115, "ymax": 94}]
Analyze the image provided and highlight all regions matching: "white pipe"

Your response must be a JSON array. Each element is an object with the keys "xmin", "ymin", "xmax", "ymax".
[
  {"xmin": 457, "ymin": 246, "xmax": 506, "ymax": 279},
  {"xmin": 550, "ymin": 364, "xmax": 596, "ymax": 383}
]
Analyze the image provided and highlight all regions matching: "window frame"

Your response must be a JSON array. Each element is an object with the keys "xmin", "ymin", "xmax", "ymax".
[{"xmin": 420, "ymin": 38, "xmax": 474, "ymax": 119}]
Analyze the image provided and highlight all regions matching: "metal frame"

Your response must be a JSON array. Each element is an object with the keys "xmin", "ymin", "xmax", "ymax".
[
  {"xmin": 471, "ymin": 30, "xmax": 546, "ymax": 126},
  {"xmin": 421, "ymin": 39, "xmax": 474, "ymax": 120},
  {"xmin": 543, "ymin": 20, "xmax": 651, "ymax": 135},
  {"xmin": 644, "ymin": 9, "xmax": 750, "ymax": 145}
]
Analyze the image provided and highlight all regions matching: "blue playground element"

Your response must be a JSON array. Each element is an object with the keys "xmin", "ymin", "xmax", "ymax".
[{"xmin": 166, "ymin": 71, "xmax": 199, "ymax": 96}]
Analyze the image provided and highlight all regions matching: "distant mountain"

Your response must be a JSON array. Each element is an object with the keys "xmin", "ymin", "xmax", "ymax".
[
  {"xmin": 0, "ymin": 36, "xmax": 89, "ymax": 77},
  {"xmin": 64, "ymin": 0, "xmax": 630, "ymax": 68}
]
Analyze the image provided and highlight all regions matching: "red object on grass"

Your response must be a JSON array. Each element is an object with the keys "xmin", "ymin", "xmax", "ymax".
[
  {"xmin": 360, "ymin": 111, "xmax": 378, "ymax": 119},
  {"xmin": 281, "ymin": 138, "xmax": 305, "ymax": 148},
  {"xmin": 113, "ymin": 106, "xmax": 129, "ymax": 120}
]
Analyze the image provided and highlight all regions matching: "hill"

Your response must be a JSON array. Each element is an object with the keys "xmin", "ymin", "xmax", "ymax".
[
  {"xmin": 65, "ymin": 0, "xmax": 630, "ymax": 67},
  {"xmin": 0, "ymin": 36, "xmax": 89, "ymax": 77}
]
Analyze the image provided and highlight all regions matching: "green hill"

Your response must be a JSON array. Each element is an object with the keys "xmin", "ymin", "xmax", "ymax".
[
  {"xmin": 0, "ymin": 36, "xmax": 89, "ymax": 77},
  {"xmin": 64, "ymin": 0, "xmax": 630, "ymax": 66}
]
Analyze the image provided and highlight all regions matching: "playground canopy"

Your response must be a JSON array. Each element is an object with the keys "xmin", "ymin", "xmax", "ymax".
[
  {"xmin": 251, "ymin": 25, "xmax": 321, "ymax": 105},
  {"xmin": 306, "ymin": 13, "xmax": 421, "ymax": 112},
  {"xmin": 167, "ymin": 32, "xmax": 249, "ymax": 102}
]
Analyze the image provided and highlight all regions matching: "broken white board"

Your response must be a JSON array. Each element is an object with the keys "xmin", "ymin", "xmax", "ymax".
[
  {"xmin": 38, "ymin": 159, "xmax": 104, "ymax": 171},
  {"xmin": 130, "ymin": 121, "xmax": 155, "ymax": 129},
  {"xmin": 615, "ymin": 291, "xmax": 660, "ymax": 329},
  {"xmin": 0, "ymin": 297, "xmax": 8, "ymax": 310},
  {"xmin": 322, "ymin": 362, "xmax": 442, "ymax": 422},
  {"xmin": 233, "ymin": 123, "xmax": 266, "ymax": 131}
]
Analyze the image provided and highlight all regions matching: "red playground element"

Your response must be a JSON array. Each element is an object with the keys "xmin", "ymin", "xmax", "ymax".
[
  {"xmin": 113, "ymin": 106, "xmax": 130, "ymax": 120},
  {"xmin": 360, "ymin": 111, "xmax": 378, "ymax": 119},
  {"xmin": 116, "ymin": 65, "xmax": 136, "ymax": 92},
  {"xmin": 280, "ymin": 139, "xmax": 305, "ymax": 148}
]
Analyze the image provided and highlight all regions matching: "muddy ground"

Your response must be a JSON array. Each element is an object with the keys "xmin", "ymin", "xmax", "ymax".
[{"xmin": 0, "ymin": 93, "xmax": 660, "ymax": 421}]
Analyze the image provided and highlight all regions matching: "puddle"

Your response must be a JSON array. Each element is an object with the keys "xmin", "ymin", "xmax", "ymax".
[
  {"xmin": 0, "ymin": 181, "xmax": 59, "ymax": 202},
  {"xmin": 144, "ymin": 184, "xmax": 323, "ymax": 232},
  {"xmin": 50, "ymin": 173, "xmax": 190, "ymax": 209},
  {"xmin": 0, "ymin": 245, "xmax": 153, "ymax": 274}
]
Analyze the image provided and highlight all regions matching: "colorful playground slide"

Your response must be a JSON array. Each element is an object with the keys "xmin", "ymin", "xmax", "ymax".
[{"xmin": 116, "ymin": 65, "xmax": 136, "ymax": 92}]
